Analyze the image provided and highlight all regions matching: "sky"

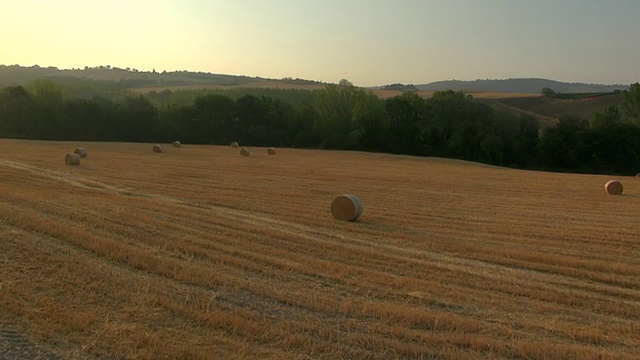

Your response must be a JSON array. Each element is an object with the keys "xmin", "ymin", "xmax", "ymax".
[{"xmin": 1, "ymin": 0, "xmax": 639, "ymax": 87}]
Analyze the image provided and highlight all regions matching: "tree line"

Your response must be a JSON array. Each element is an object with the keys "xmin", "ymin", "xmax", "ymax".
[{"xmin": 1, "ymin": 79, "xmax": 640, "ymax": 175}]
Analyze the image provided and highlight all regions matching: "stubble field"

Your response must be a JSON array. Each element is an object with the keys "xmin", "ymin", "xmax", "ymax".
[{"xmin": 0, "ymin": 139, "xmax": 639, "ymax": 359}]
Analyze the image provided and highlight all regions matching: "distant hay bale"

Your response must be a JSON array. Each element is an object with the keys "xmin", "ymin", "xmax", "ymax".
[
  {"xmin": 65, "ymin": 153, "xmax": 81, "ymax": 166},
  {"xmin": 74, "ymin": 147, "xmax": 88, "ymax": 158},
  {"xmin": 231, "ymin": 141, "xmax": 239, "ymax": 148},
  {"xmin": 267, "ymin": 147, "xmax": 276, "ymax": 155},
  {"xmin": 153, "ymin": 144, "xmax": 163, "ymax": 153},
  {"xmin": 172, "ymin": 141, "xmax": 181, "ymax": 148},
  {"xmin": 331, "ymin": 194, "xmax": 363, "ymax": 221},
  {"xmin": 240, "ymin": 148, "xmax": 250, "ymax": 157},
  {"xmin": 637, "ymin": 173, "xmax": 640, "ymax": 177},
  {"xmin": 605, "ymin": 180, "xmax": 623, "ymax": 195}
]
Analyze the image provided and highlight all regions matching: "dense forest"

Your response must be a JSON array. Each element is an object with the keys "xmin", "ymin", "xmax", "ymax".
[{"xmin": 1, "ymin": 78, "xmax": 640, "ymax": 175}]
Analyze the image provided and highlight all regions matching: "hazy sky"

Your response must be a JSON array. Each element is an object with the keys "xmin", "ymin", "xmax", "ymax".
[{"xmin": 1, "ymin": 0, "xmax": 638, "ymax": 86}]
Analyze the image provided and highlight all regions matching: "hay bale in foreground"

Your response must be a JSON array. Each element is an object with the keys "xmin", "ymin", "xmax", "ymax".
[
  {"xmin": 153, "ymin": 144, "xmax": 163, "ymax": 153},
  {"xmin": 65, "ymin": 153, "xmax": 81, "ymax": 166},
  {"xmin": 172, "ymin": 141, "xmax": 181, "ymax": 148},
  {"xmin": 605, "ymin": 180, "xmax": 623, "ymax": 195},
  {"xmin": 231, "ymin": 141, "xmax": 239, "ymax": 148},
  {"xmin": 267, "ymin": 147, "xmax": 276, "ymax": 155},
  {"xmin": 74, "ymin": 147, "xmax": 88, "ymax": 158},
  {"xmin": 240, "ymin": 148, "xmax": 250, "ymax": 157},
  {"xmin": 331, "ymin": 194, "xmax": 363, "ymax": 221}
]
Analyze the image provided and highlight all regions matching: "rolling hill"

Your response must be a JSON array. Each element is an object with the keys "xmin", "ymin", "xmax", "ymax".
[
  {"xmin": 0, "ymin": 64, "xmax": 633, "ymax": 127},
  {"xmin": 1, "ymin": 64, "xmax": 629, "ymax": 95},
  {"xmin": 412, "ymin": 78, "xmax": 629, "ymax": 94},
  {"xmin": 0, "ymin": 64, "xmax": 325, "ymax": 89}
]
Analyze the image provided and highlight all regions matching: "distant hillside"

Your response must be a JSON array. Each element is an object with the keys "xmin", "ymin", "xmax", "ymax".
[
  {"xmin": 2, "ymin": 65, "xmax": 630, "ymax": 96},
  {"xmin": 0, "ymin": 65, "xmax": 630, "ymax": 127},
  {"xmin": 0, "ymin": 64, "xmax": 325, "ymax": 88},
  {"xmin": 378, "ymin": 83, "xmax": 420, "ymax": 92},
  {"xmin": 414, "ymin": 78, "xmax": 629, "ymax": 94}
]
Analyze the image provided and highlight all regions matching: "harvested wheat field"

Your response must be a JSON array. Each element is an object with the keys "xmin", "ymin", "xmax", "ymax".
[{"xmin": 0, "ymin": 139, "xmax": 639, "ymax": 360}]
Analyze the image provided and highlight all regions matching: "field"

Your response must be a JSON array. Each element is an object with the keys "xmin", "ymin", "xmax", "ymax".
[
  {"xmin": 477, "ymin": 93, "xmax": 626, "ymax": 128},
  {"xmin": 1, "ymin": 140, "xmax": 639, "ymax": 359}
]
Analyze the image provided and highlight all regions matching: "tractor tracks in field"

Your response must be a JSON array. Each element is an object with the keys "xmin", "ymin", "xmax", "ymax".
[
  {"xmin": 2, "ymin": 157, "xmax": 639, "ymax": 311},
  {"xmin": 0, "ymin": 158, "xmax": 136, "ymax": 196}
]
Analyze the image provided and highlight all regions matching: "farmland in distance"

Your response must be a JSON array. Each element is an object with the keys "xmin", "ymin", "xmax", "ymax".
[{"xmin": 0, "ymin": 139, "xmax": 639, "ymax": 359}]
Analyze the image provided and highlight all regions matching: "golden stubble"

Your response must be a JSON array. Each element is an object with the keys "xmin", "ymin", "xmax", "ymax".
[{"xmin": 0, "ymin": 139, "xmax": 638, "ymax": 360}]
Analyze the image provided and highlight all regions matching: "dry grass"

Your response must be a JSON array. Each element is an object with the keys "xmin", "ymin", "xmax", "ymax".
[{"xmin": 0, "ymin": 139, "xmax": 639, "ymax": 360}]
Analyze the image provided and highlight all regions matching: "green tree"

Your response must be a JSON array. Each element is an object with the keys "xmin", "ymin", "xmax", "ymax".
[
  {"xmin": 537, "ymin": 115, "xmax": 593, "ymax": 170},
  {"xmin": 60, "ymin": 98, "xmax": 107, "ymax": 140},
  {"xmin": 541, "ymin": 87, "xmax": 556, "ymax": 98},
  {"xmin": 112, "ymin": 96, "xmax": 158, "ymax": 142},
  {"xmin": 313, "ymin": 79, "xmax": 366, "ymax": 149},
  {"xmin": 385, "ymin": 92, "xmax": 424, "ymax": 154},
  {"xmin": 27, "ymin": 79, "xmax": 66, "ymax": 138},
  {"xmin": 483, "ymin": 113, "xmax": 540, "ymax": 167},
  {"xmin": 351, "ymin": 92, "xmax": 388, "ymax": 151},
  {"xmin": 289, "ymin": 101, "xmax": 319, "ymax": 148},
  {"xmin": 262, "ymin": 97, "xmax": 296, "ymax": 147},
  {"xmin": 236, "ymin": 94, "xmax": 268, "ymax": 145},
  {"xmin": 423, "ymin": 90, "xmax": 489, "ymax": 160},
  {"xmin": 192, "ymin": 94, "xmax": 237, "ymax": 144},
  {"xmin": 621, "ymin": 83, "xmax": 640, "ymax": 123},
  {"xmin": 590, "ymin": 105, "xmax": 640, "ymax": 174},
  {"xmin": 155, "ymin": 104, "xmax": 197, "ymax": 143},
  {"xmin": 514, "ymin": 114, "xmax": 540, "ymax": 166},
  {"xmin": 0, "ymin": 85, "xmax": 35, "ymax": 138}
]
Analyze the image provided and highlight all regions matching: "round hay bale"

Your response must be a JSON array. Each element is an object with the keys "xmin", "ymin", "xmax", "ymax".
[
  {"xmin": 331, "ymin": 194, "xmax": 363, "ymax": 221},
  {"xmin": 230, "ymin": 141, "xmax": 239, "ymax": 148},
  {"xmin": 65, "ymin": 153, "xmax": 81, "ymax": 166},
  {"xmin": 636, "ymin": 173, "xmax": 640, "ymax": 177},
  {"xmin": 172, "ymin": 141, "xmax": 181, "ymax": 148},
  {"xmin": 267, "ymin": 147, "xmax": 276, "ymax": 155},
  {"xmin": 153, "ymin": 144, "xmax": 163, "ymax": 153},
  {"xmin": 74, "ymin": 147, "xmax": 88, "ymax": 158},
  {"xmin": 605, "ymin": 180, "xmax": 623, "ymax": 195},
  {"xmin": 240, "ymin": 148, "xmax": 250, "ymax": 157}
]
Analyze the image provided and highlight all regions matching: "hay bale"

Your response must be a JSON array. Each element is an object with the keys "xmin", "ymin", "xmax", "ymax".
[
  {"xmin": 65, "ymin": 153, "xmax": 81, "ymax": 166},
  {"xmin": 172, "ymin": 141, "xmax": 181, "ymax": 148},
  {"xmin": 605, "ymin": 180, "xmax": 623, "ymax": 195},
  {"xmin": 267, "ymin": 147, "xmax": 276, "ymax": 155},
  {"xmin": 153, "ymin": 144, "xmax": 163, "ymax": 153},
  {"xmin": 331, "ymin": 194, "xmax": 363, "ymax": 221},
  {"xmin": 240, "ymin": 148, "xmax": 250, "ymax": 157},
  {"xmin": 74, "ymin": 147, "xmax": 88, "ymax": 158},
  {"xmin": 636, "ymin": 173, "xmax": 640, "ymax": 177},
  {"xmin": 231, "ymin": 141, "xmax": 239, "ymax": 148}
]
